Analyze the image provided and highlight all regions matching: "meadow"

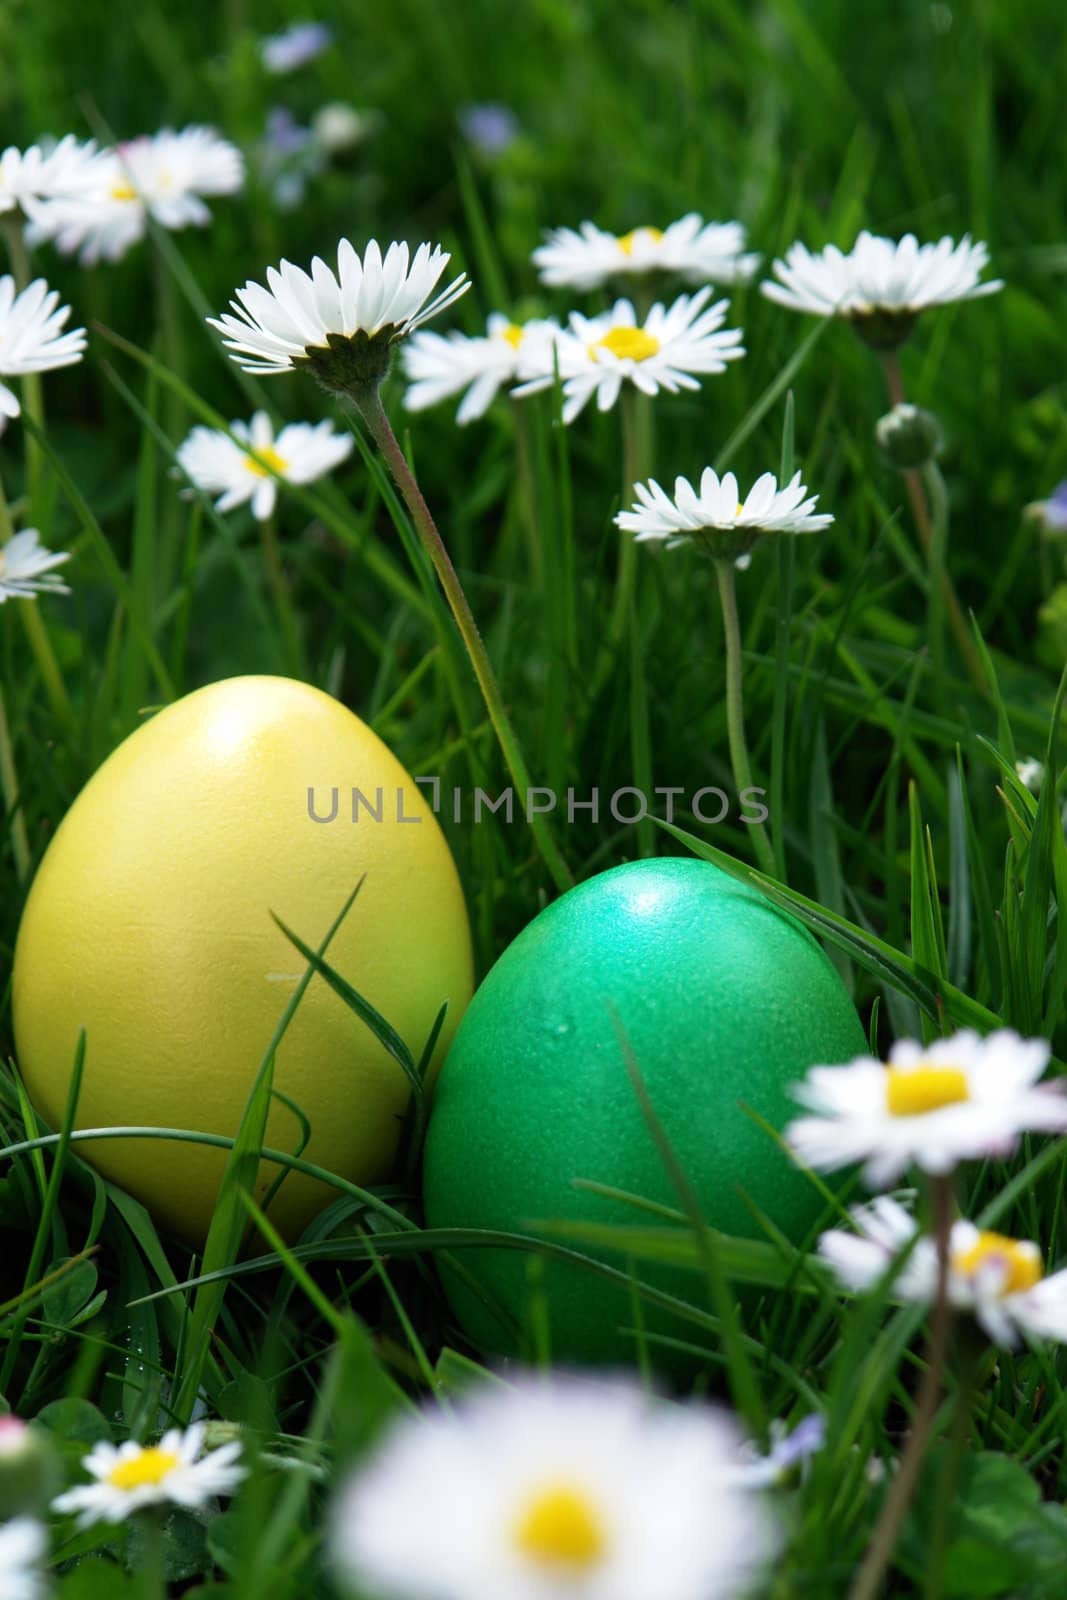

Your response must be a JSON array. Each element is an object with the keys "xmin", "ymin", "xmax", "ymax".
[{"xmin": 3, "ymin": 0, "xmax": 1067, "ymax": 1595}]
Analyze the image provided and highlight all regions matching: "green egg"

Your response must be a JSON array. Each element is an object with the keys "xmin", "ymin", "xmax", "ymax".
[{"xmin": 422, "ymin": 857, "xmax": 866, "ymax": 1368}]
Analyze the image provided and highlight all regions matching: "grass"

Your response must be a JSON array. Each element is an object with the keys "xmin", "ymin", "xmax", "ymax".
[{"xmin": 3, "ymin": 0, "xmax": 1067, "ymax": 1594}]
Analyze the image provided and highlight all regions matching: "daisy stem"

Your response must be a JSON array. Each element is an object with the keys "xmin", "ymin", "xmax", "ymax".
[
  {"xmin": 847, "ymin": 1174, "xmax": 955, "ymax": 1600},
  {"xmin": 512, "ymin": 401, "xmax": 544, "ymax": 589},
  {"xmin": 586, "ymin": 388, "xmax": 649, "ymax": 708},
  {"xmin": 0, "ymin": 676, "xmax": 31, "ymax": 884},
  {"xmin": 139, "ymin": 1510, "xmax": 166, "ymax": 1600},
  {"xmin": 611, "ymin": 388, "xmax": 652, "ymax": 649},
  {"xmin": 923, "ymin": 459, "xmax": 949, "ymax": 713},
  {"xmin": 258, "ymin": 510, "xmax": 302, "ymax": 673},
  {"xmin": 153, "ymin": 243, "xmax": 186, "ymax": 596},
  {"xmin": 619, "ymin": 388, "xmax": 654, "ymax": 858},
  {"xmin": 713, "ymin": 557, "xmax": 775, "ymax": 876},
  {"xmin": 0, "ymin": 469, "xmax": 75, "ymax": 731},
  {"xmin": 352, "ymin": 384, "xmax": 574, "ymax": 893},
  {"xmin": 923, "ymin": 1336, "xmax": 982, "ymax": 1600},
  {"xmin": 880, "ymin": 351, "xmax": 984, "ymax": 695}
]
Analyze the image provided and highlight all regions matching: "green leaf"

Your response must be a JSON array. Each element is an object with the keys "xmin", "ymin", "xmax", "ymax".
[
  {"xmin": 955, "ymin": 744, "xmax": 1001, "ymax": 1003},
  {"xmin": 908, "ymin": 781, "xmax": 948, "ymax": 1040},
  {"xmin": 809, "ymin": 715, "xmax": 853, "ymax": 991},
  {"xmin": 56, "ymin": 1564, "xmax": 140, "ymax": 1599},
  {"xmin": 40, "ymin": 1259, "xmax": 100, "ymax": 1330},
  {"xmin": 174, "ymin": 881, "xmax": 366, "ymax": 1421},
  {"xmin": 270, "ymin": 910, "xmax": 422, "ymax": 1103},
  {"xmin": 35, "ymin": 1397, "xmax": 112, "ymax": 1447},
  {"xmin": 127, "ymin": 1510, "xmax": 210, "ymax": 1584}
]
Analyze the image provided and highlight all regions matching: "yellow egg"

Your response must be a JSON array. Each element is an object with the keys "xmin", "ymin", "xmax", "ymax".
[{"xmin": 12, "ymin": 675, "xmax": 473, "ymax": 1243}]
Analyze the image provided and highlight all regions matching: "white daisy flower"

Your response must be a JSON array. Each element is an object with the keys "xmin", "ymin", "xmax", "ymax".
[
  {"xmin": 330, "ymin": 1374, "xmax": 779, "ymax": 1600},
  {"xmin": 0, "ymin": 1519, "xmax": 47, "ymax": 1600},
  {"xmin": 616, "ymin": 467, "xmax": 832, "ymax": 567},
  {"xmin": 0, "ymin": 528, "xmax": 70, "ymax": 604},
  {"xmin": 762, "ymin": 231, "xmax": 1003, "ymax": 348},
  {"xmin": 208, "ymin": 238, "xmax": 471, "ymax": 396},
  {"xmin": 175, "ymin": 409, "xmax": 353, "ymax": 520},
  {"xmin": 51, "ymin": 1423, "xmax": 245, "ymax": 1529},
  {"xmin": 0, "ymin": 135, "xmax": 106, "ymax": 214},
  {"xmin": 401, "ymin": 313, "xmax": 561, "ymax": 424},
  {"xmin": 533, "ymin": 215, "xmax": 760, "ymax": 291},
  {"xmin": 25, "ymin": 126, "xmax": 244, "ymax": 266},
  {"xmin": 819, "ymin": 1194, "xmax": 1067, "ymax": 1348},
  {"xmin": 786, "ymin": 1029, "xmax": 1067, "ymax": 1189},
  {"xmin": 513, "ymin": 290, "xmax": 744, "ymax": 425},
  {"xmin": 0, "ymin": 274, "xmax": 86, "ymax": 423}
]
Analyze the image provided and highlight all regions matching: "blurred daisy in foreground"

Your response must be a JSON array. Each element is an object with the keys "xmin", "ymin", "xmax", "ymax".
[
  {"xmin": 820, "ymin": 1194, "xmax": 1067, "ymax": 1347},
  {"xmin": 330, "ymin": 1373, "xmax": 779, "ymax": 1600},
  {"xmin": 0, "ymin": 530, "xmax": 71, "ymax": 604},
  {"xmin": 0, "ymin": 1414, "xmax": 60, "ymax": 1519},
  {"xmin": 786, "ymin": 1029, "xmax": 1066, "ymax": 1188},
  {"xmin": 0, "ymin": 1519, "xmax": 46, "ymax": 1600},
  {"xmin": 402, "ymin": 313, "xmax": 560, "ymax": 424},
  {"xmin": 762, "ymin": 231, "xmax": 1002, "ymax": 348},
  {"xmin": 176, "ymin": 410, "xmax": 353, "ymax": 520},
  {"xmin": 514, "ymin": 291, "xmax": 743, "ymax": 424},
  {"xmin": 534, "ymin": 215, "xmax": 760, "ymax": 291},
  {"xmin": 0, "ymin": 134, "xmax": 105, "ymax": 215},
  {"xmin": 25, "ymin": 126, "xmax": 244, "ymax": 265},
  {"xmin": 616, "ymin": 467, "xmax": 832, "ymax": 568},
  {"xmin": 52, "ymin": 1423, "xmax": 244, "ymax": 1528},
  {"xmin": 209, "ymin": 238, "xmax": 470, "ymax": 394},
  {"xmin": 0, "ymin": 274, "xmax": 86, "ymax": 426}
]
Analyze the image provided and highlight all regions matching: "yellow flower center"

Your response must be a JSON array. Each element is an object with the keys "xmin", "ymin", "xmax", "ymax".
[
  {"xmin": 617, "ymin": 226, "xmax": 664, "ymax": 255},
  {"xmin": 109, "ymin": 181, "xmax": 138, "ymax": 202},
  {"xmin": 107, "ymin": 1447, "xmax": 180, "ymax": 1491},
  {"xmin": 499, "ymin": 323, "xmax": 525, "ymax": 349},
  {"xmin": 952, "ymin": 1231, "xmax": 1044, "ymax": 1295},
  {"xmin": 515, "ymin": 1484, "xmax": 606, "ymax": 1571},
  {"xmin": 593, "ymin": 326, "xmax": 660, "ymax": 363},
  {"xmin": 885, "ymin": 1065, "xmax": 969, "ymax": 1117},
  {"xmin": 245, "ymin": 445, "xmax": 289, "ymax": 479}
]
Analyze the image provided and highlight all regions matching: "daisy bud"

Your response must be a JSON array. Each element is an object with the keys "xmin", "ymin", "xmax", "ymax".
[
  {"xmin": 201, "ymin": 1419, "xmax": 244, "ymax": 1451},
  {"xmin": 0, "ymin": 1416, "xmax": 60, "ymax": 1518},
  {"xmin": 1015, "ymin": 757, "xmax": 1045, "ymax": 796},
  {"xmin": 876, "ymin": 402, "xmax": 943, "ymax": 470}
]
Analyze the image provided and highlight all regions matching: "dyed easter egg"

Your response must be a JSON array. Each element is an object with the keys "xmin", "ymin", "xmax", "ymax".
[
  {"xmin": 423, "ymin": 857, "xmax": 866, "ymax": 1365},
  {"xmin": 13, "ymin": 675, "xmax": 473, "ymax": 1243}
]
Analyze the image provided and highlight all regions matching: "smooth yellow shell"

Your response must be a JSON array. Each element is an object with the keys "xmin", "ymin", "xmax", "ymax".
[{"xmin": 12, "ymin": 675, "xmax": 474, "ymax": 1243}]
